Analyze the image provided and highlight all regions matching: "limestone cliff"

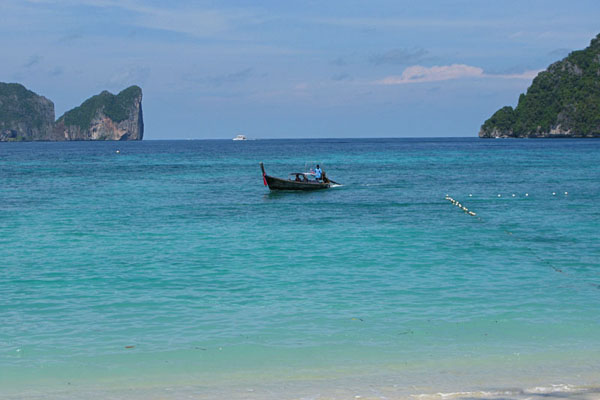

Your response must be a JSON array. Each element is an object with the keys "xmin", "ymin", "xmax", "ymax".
[
  {"xmin": 0, "ymin": 84, "xmax": 143, "ymax": 141},
  {"xmin": 55, "ymin": 86, "xmax": 143, "ymax": 141},
  {"xmin": 0, "ymin": 83, "xmax": 58, "ymax": 141},
  {"xmin": 480, "ymin": 33, "xmax": 600, "ymax": 138}
]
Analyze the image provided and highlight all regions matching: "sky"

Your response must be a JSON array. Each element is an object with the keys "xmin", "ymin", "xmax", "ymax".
[{"xmin": 1, "ymin": 0, "xmax": 599, "ymax": 139}]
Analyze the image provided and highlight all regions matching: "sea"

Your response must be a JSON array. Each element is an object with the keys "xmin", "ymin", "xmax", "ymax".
[{"xmin": 1, "ymin": 138, "xmax": 599, "ymax": 400}]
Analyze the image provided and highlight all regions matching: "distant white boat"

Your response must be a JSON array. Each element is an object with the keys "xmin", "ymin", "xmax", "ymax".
[{"xmin": 232, "ymin": 134, "xmax": 247, "ymax": 141}]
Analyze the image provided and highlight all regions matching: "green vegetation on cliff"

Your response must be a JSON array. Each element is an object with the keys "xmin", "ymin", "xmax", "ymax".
[
  {"xmin": 0, "ymin": 83, "xmax": 52, "ymax": 133},
  {"xmin": 58, "ymin": 86, "xmax": 142, "ymax": 131},
  {"xmin": 481, "ymin": 34, "xmax": 600, "ymax": 137}
]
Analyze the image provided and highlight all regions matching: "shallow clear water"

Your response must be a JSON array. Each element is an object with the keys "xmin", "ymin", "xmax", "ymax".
[{"xmin": 1, "ymin": 138, "xmax": 599, "ymax": 399}]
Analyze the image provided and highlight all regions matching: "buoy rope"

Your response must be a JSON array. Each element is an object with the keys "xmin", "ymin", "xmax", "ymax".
[
  {"xmin": 444, "ymin": 195, "xmax": 478, "ymax": 217},
  {"xmin": 444, "ymin": 194, "xmax": 598, "ymax": 290}
]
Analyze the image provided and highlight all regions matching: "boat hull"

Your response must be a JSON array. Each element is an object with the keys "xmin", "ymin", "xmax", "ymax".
[{"xmin": 265, "ymin": 175, "xmax": 330, "ymax": 191}]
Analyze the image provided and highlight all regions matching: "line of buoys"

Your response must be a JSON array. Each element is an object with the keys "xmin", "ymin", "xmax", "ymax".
[
  {"xmin": 449, "ymin": 192, "xmax": 569, "ymax": 199},
  {"xmin": 445, "ymin": 193, "xmax": 590, "ymax": 289},
  {"xmin": 445, "ymin": 195, "xmax": 476, "ymax": 216}
]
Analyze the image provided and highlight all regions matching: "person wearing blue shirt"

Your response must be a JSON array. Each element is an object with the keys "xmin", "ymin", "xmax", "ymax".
[{"xmin": 314, "ymin": 165, "xmax": 322, "ymax": 181}]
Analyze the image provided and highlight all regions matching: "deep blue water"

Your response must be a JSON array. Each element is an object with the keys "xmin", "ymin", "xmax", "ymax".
[{"xmin": 1, "ymin": 138, "xmax": 599, "ymax": 399}]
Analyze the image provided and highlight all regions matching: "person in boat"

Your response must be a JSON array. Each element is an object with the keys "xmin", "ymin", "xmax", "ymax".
[{"xmin": 315, "ymin": 165, "xmax": 323, "ymax": 181}]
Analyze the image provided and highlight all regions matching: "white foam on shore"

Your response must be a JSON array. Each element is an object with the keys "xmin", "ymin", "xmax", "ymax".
[
  {"xmin": 5, "ymin": 382, "xmax": 599, "ymax": 400},
  {"xmin": 411, "ymin": 390, "xmax": 513, "ymax": 399},
  {"xmin": 411, "ymin": 384, "xmax": 593, "ymax": 400},
  {"xmin": 526, "ymin": 383, "xmax": 579, "ymax": 393}
]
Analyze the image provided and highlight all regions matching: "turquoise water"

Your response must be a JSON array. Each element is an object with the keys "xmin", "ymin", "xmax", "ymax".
[{"xmin": 1, "ymin": 138, "xmax": 599, "ymax": 399}]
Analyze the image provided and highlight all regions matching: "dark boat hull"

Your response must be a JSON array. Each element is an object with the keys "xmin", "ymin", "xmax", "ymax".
[{"xmin": 265, "ymin": 175, "xmax": 330, "ymax": 191}]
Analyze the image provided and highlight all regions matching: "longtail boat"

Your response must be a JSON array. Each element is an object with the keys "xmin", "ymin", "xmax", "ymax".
[{"xmin": 260, "ymin": 162, "xmax": 335, "ymax": 191}]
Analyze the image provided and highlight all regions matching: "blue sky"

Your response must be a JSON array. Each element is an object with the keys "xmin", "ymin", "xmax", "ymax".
[{"xmin": 1, "ymin": 0, "xmax": 599, "ymax": 139}]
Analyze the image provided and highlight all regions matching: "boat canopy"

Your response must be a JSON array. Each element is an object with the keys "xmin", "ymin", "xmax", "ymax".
[{"xmin": 289, "ymin": 172, "xmax": 317, "ymax": 177}]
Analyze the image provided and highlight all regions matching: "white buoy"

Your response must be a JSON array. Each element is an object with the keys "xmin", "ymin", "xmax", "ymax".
[
  {"xmin": 564, "ymin": 192, "xmax": 568, "ymax": 195},
  {"xmin": 116, "ymin": 150, "xmax": 120, "ymax": 154},
  {"xmin": 512, "ymin": 194, "xmax": 516, "ymax": 197},
  {"xmin": 525, "ymin": 193, "xmax": 529, "ymax": 197},
  {"xmin": 552, "ymin": 192, "xmax": 556, "ymax": 196},
  {"xmin": 497, "ymin": 194, "xmax": 501, "ymax": 197},
  {"xmin": 469, "ymin": 194, "xmax": 472, "ymax": 197}
]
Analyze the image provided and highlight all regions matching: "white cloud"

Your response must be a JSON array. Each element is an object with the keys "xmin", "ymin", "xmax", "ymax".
[
  {"xmin": 377, "ymin": 64, "xmax": 541, "ymax": 85},
  {"xmin": 378, "ymin": 64, "xmax": 483, "ymax": 84}
]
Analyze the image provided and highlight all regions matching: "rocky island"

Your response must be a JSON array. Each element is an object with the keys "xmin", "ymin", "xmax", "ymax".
[
  {"xmin": 0, "ymin": 84, "xmax": 143, "ymax": 141},
  {"xmin": 480, "ymin": 33, "xmax": 600, "ymax": 138},
  {"xmin": 0, "ymin": 83, "xmax": 56, "ymax": 141}
]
